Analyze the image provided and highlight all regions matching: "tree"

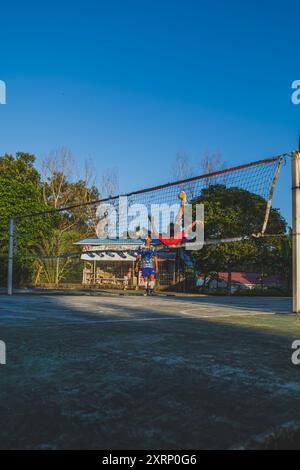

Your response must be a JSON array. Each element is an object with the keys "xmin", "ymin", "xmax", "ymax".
[
  {"xmin": 101, "ymin": 167, "xmax": 119, "ymax": 198},
  {"xmin": 33, "ymin": 228, "xmax": 79, "ymax": 285},
  {"xmin": 200, "ymin": 151, "xmax": 222, "ymax": 174},
  {"xmin": 0, "ymin": 148, "xmax": 120, "ymax": 287},
  {"xmin": 38, "ymin": 148, "xmax": 100, "ymax": 285},
  {"xmin": 190, "ymin": 185, "xmax": 287, "ymax": 294},
  {"xmin": 172, "ymin": 153, "xmax": 193, "ymax": 181},
  {"xmin": 0, "ymin": 152, "xmax": 48, "ymax": 285},
  {"xmin": 42, "ymin": 148, "xmax": 74, "ymax": 208},
  {"xmin": 171, "ymin": 151, "xmax": 224, "ymax": 183}
]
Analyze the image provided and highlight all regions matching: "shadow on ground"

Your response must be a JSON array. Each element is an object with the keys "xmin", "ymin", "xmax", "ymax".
[{"xmin": 0, "ymin": 294, "xmax": 299, "ymax": 449}]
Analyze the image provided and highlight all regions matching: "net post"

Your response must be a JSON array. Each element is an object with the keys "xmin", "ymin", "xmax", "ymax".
[
  {"xmin": 7, "ymin": 217, "xmax": 15, "ymax": 296},
  {"xmin": 292, "ymin": 151, "xmax": 300, "ymax": 313}
]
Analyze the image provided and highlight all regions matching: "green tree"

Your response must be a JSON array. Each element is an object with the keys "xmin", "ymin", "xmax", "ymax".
[
  {"xmin": 36, "ymin": 150, "xmax": 100, "ymax": 285},
  {"xmin": 191, "ymin": 185, "xmax": 287, "ymax": 294},
  {"xmin": 0, "ymin": 152, "xmax": 50, "ymax": 286}
]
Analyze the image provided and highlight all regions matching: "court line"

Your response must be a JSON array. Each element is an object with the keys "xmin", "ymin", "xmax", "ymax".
[
  {"xmin": 0, "ymin": 309, "xmax": 279, "ymax": 328},
  {"xmin": 179, "ymin": 310, "xmax": 276, "ymax": 318},
  {"xmin": 75, "ymin": 297, "xmax": 288, "ymax": 314},
  {"xmin": 0, "ymin": 315, "xmax": 198, "ymax": 328}
]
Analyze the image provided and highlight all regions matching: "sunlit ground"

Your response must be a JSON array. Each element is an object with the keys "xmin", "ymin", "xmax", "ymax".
[{"xmin": 0, "ymin": 293, "xmax": 299, "ymax": 449}]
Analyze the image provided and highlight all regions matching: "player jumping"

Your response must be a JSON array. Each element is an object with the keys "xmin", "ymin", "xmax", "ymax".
[
  {"xmin": 135, "ymin": 234, "xmax": 159, "ymax": 296},
  {"xmin": 149, "ymin": 191, "xmax": 202, "ymax": 247}
]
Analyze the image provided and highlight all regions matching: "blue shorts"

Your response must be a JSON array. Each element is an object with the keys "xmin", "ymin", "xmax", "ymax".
[{"xmin": 141, "ymin": 267, "xmax": 155, "ymax": 278}]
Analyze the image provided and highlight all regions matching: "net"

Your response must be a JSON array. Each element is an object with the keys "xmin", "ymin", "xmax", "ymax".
[{"xmin": 3, "ymin": 154, "xmax": 288, "ymax": 292}]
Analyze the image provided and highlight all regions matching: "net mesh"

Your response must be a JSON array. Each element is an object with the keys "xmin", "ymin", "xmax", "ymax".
[
  {"xmin": 123, "ymin": 156, "xmax": 282, "ymax": 234},
  {"xmin": 2, "ymin": 154, "xmax": 287, "ymax": 290}
]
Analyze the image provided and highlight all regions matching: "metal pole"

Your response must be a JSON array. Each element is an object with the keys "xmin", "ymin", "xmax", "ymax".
[
  {"xmin": 292, "ymin": 151, "xmax": 300, "ymax": 313},
  {"xmin": 7, "ymin": 217, "xmax": 15, "ymax": 296}
]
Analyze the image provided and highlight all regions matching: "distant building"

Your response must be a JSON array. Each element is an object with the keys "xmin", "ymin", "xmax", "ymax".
[
  {"xmin": 74, "ymin": 238, "xmax": 176, "ymax": 288},
  {"xmin": 207, "ymin": 272, "xmax": 285, "ymax": 293}
]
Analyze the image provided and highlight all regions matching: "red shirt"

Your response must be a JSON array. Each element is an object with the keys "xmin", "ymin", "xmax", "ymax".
[{"xmin": 158, "ymin": 230, "xmax": 186, "ymax": 246}]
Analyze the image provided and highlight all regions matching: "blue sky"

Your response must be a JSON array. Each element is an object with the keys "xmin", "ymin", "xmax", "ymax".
[{"xmin": 0, "ymin": 0, "xmax": 299, "ymax": 225}]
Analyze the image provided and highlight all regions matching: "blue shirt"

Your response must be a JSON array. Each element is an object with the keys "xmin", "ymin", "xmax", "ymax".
[{"xmin": 138, "ymin": 245, "xmax": 157, "ymax": 269}]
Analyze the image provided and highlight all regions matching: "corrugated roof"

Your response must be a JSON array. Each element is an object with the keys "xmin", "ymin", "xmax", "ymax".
[
  {"xmin": 74, "ymin": 238, "xmax": 161, "ymax": 246},
  {"xmin": 81, "ymin": 250, "xmax": 175, "ymax": 262},
  {"xmin": 81, "ymin": 252, "xmax": 136, "ymax": 262},
  {"xmin": 217, "ymin": 272, "xmax": 284, "ymax": 286}
]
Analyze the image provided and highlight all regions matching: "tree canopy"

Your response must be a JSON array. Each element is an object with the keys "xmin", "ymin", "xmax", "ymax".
[
  {"xmin": 0, "ymin": 151, "xmax": 100, "ymax": 286},
  {"xmin": 190, "ymin": 184, "xmax": 288, "ymax": 286},
  {"xmin": 0, "ymin": 153, "xmax": 48, "ymax": 284}
]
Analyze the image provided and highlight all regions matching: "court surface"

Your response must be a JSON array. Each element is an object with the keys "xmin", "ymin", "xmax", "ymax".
[{"xmin": 1, "ymin": 292, "xmax": 300, "ymax": 449}]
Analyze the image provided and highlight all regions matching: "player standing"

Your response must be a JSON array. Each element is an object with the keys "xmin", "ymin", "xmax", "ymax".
[{"xmin": 135, "ymin": 234, "xmax": 158, "ymax": 296}]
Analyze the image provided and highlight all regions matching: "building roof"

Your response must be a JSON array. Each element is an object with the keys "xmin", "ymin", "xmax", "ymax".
[
  {"xmin": 81, "ymin": 251, "xmax": 174, "ymax": 262},
  {"xmin": 81, "ymin": 251, "xmax": 136, "ymax": 262},
  {"xmin": 74, "ymin": 238, "xmax": 161, "ymax": 246},
  {"xmin": 217, "ymin": 272, "xmax": 284, "ymax": 286}
]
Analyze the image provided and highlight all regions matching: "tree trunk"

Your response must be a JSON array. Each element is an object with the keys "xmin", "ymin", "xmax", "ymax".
[
  {"xmin": 227, "ymin": 271, "xmax": 232, "ymax": 296},
  {"xmin": 55, "ymin": 258, "xmax": 60, "ymax": 286},
  {"xmin": 34, "ymin": 264, "xmax": 42, "ymax": 286}
]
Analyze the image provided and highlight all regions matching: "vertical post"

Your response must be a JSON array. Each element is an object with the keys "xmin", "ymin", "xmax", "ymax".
[
  {"xmin": 7, "ymin": 217, "xmax": 15, "ymax": 296},
  {"xmin": 292, "ymin": 151, "xmax": 300, "ymax": 313},
  {"xmin": 132, "ymin": 260, "xmax": 134, "ymax": 288}
]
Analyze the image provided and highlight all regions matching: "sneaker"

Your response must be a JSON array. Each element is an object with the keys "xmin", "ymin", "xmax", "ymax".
[
  {"xmin": 143, "ymin": 289, "xmax": 149, "ymax": 296},
  {"xmin": 149, "ymin": 289, "xmax": 155, "ymax": 296}
]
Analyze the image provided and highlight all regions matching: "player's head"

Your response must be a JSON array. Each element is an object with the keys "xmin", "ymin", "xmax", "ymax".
[{"xmin": 145, "ymin": 233, "xmax": 152, "ymax": 246}]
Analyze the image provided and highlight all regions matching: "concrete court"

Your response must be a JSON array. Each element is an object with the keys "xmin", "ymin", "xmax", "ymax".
[{"xmin": 0, "ymin": 292, "xmax": 300, "ymax": 449}]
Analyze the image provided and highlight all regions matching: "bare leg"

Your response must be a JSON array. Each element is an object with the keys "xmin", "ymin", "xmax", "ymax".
[
  {"xmin": 175, "ymin": 197, "xmax": 186, "ymax": 231},
  {"xmin": 149, "ymin": 274, "xmax": 155, "ymax": 295},
  {"xmin": 143, "ymin": 277, "xmax": 149, "ymax": 295}
]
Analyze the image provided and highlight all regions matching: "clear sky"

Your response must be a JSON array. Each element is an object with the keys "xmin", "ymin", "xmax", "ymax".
[{"xmin": 0, "ymin": 0, "xmax": 299, "ymax": 225}]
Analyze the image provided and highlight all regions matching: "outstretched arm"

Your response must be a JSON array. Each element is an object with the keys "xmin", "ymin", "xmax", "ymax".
[
  {"xmin": 175, "ymin": 197, "xmax": 186, "ymax": 227},
  {"xmin": 184, "ymin": 219, "xmax": 203, "ymax": 235}
]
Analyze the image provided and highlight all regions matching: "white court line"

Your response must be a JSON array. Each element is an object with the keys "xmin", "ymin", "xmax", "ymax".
[
  {"xmin": 80, "ymin": 316, "xmax": 187, "ymax": 323},
  {"xmin": 179, "ymin": 310, "xmax": 276, "ymax": 318},
  {"xmin": 95, "ymin": 298, "xmax": 275, "ymax": 314},
  {"xmin": 1, "ymin": 309, "xmax": 278, "ymax": 329},
  {"xmin": 1, "ymin": 315, "xmax": 198, "ymax": 328}
]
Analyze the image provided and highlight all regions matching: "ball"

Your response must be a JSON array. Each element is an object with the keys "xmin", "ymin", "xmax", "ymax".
[{"xmin": 178, "ymin": 190, "xmax": 186, "ymax": 201}]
